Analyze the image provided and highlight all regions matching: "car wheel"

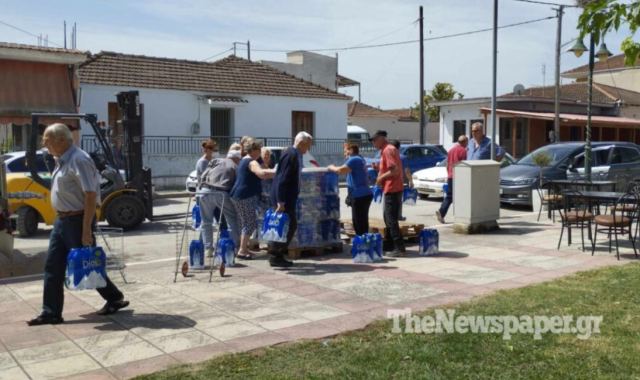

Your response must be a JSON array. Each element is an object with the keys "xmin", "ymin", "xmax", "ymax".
[
  {"xmin": 16, "ymin": 206, "xmax": 39, "ymax": 237},
  {"xmin": 105, "ymin": 194, "xmax": 145, "ymax": 230}
]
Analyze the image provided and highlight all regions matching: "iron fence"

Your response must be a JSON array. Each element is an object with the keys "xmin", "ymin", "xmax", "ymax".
[{"xmin": 80, "ymin": 135, "xmax": 375, "ymax": 156}]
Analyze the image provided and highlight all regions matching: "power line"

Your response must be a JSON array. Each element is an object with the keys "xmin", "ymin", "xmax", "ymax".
[
  {"xmin": 252, "ymin": 16, "xmax": 556, "ymax": 53},
  {"xmin": 0, "ymin": 19, "xmax": 63, "ymax": 47},
  {"xmin": 202, "ymin": 47, "xmax": 233, "ymax": 61},
  {"xmin": 511, "ymin": 0, "xmax": 579, "ymax": 7},
  {"xmin": 350, "ymin": 19, "xmax": 418, "ymax": 48}
]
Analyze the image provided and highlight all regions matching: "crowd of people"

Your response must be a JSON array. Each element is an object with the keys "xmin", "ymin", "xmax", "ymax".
[{"xmin": 194, "ymin": 132, "xmax": 312, "ymax": 268}]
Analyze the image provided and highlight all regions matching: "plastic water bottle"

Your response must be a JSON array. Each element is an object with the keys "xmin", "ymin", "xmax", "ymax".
[
  {"xmin": 189, "ymin": 239, "xmax": 205, "ymax": 269},
  {"xmin": 192, "ymin": 204, "xmax": 202, "ymax": 230}
]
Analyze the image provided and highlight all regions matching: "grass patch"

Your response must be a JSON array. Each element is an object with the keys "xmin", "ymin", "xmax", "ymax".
[{"xmin": 136, "ymin": 264, "xmax": 640, "ymax": 379}]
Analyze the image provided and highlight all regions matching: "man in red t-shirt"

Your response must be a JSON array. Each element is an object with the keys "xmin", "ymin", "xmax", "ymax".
[
  {"xmin": 436, "ymin": 135, "xmax": 468, "ymax": 223},
  {"xmin": 371, "ymin": 130, "xmax": 406, "ymax": 256}
]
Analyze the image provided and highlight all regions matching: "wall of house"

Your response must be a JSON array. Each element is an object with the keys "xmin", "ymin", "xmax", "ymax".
[
  {"xmin": 619, "ymin": 105, "xmax": 640, "ymax": 119},
  {"xmin": 80, "ymin": 83, "xmax": 348, "ymax": 189},
  {"xmin": 262, "ymin": 51, "xmax": 338, "ymax": 90},
  {"xmin": 348, "ymin": 116, "xmax": 398, "ymax": 138},
  {"xmin": 80, "ymin": 84, "xmax": 347, "ymax": 139},
  {"xmin": 438, "ymin": 102, "xmax": 489, "ymax": 150},
  {"xmin": 593, "ymin": 69, "xmax": 640, "ymax": 93}
]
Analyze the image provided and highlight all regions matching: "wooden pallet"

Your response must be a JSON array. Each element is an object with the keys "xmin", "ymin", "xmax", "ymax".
[
  {"xmin": 341, "ymin": 218, "xmax": 424, "ymax": 243},
  {"xmin": 287, "ymin": 242, "xmax": 343, "ymax": 260}
]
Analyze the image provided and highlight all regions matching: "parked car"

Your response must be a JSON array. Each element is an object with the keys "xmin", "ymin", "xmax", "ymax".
[
  {"xmin": 185, "ymin": 147, "xmax": 319, "ymax": 192},
  {"xmin": 2, "ymin": 151, "xmax": 49, "ymax": 173},
  {"xmin": 365, "ymin": 144, "xmax": 447, "ymax": 174},
  {"xmin": 500, "ymin": 141, "xmax": 640, "ymax": 206},
  {"xmin": 414, "ymin": 153, "xmax": 515, "ymax": 198}
]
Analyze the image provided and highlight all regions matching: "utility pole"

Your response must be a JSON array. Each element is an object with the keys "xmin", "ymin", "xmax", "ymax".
[
  {"xmin": 490, "ymin": 0, "xmax": 498, "ymax": 160},
  {"xmin": 247, "ymin": 40, "xmax": 251, "ymax": 61},
  {"xmin": 553, "ymin": 5, "xmax": 564, "ymax": 142},
  {"xmin": 419, "ymin": 6, "xmax": 425, "ymax": 144},
  {"xmin": 64, "ymin": 21, "xmax": 67, "ymax": 49}
]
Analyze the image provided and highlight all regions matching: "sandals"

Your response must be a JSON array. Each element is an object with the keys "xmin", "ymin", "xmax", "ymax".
[{"xmin": 236, "ymin": 251, "xmax": 253, "ymax": 260}]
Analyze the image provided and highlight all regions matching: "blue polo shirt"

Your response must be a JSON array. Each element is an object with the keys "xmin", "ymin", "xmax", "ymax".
[
  {"xmin": 468, "ymin": 136, "xmax": 505, "ymax": 160},
  {"xmin": 345, "ymin": 155, "xmax": 372, "ymax": 198}
]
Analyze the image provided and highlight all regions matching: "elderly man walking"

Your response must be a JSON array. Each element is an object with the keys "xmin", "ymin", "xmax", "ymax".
[
  {"xmin": 28, "ymin": 123, "xmax": 129, "ymax": 326},
  {"xmin": 468, "ymin": 122, "xmax": 504, "ymax": 161},
  {"xmin": 268, "ymin": 132, "xmax": 313, "ymax": 267},
  {"xmin": 371, "ymin": 130, "xmax": 406, "ymax": 257},
  {"xmin": 436, "ymin": 135, "xmax": 468, "ymax": 224}
]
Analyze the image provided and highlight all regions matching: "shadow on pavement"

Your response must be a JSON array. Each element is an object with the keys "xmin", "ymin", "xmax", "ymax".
[{"xmin": 69, "ymin": 310, "xmax": 197, "ymax": 331}]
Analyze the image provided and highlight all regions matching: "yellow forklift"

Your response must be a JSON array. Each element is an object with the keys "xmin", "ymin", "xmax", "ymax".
[{"xmin": 7, "ymin": 91, "xmax": 153, "ymax": 236}]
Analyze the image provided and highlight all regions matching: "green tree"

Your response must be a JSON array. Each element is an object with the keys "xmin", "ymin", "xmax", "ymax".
[
  {"xmin": 412, "ymin": 82, "xmax": 463, "ymax": 122},
  {"xmin": 576, "ymin": 0, "xmax": 640, "ymax": 66}
]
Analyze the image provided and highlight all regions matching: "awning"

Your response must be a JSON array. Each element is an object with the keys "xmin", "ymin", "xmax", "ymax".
[{"xmin": 480, "ymin": 108, "xmax": 640, "ymax": 127}]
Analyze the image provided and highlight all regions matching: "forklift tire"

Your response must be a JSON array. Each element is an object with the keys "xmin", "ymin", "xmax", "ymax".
[
  {"xmin": 17, "ymin": 207, "xmax": 39, "ymax": 237},
  {"xmin": 104, "ymin": 194, "xmax": 145, "ymax": 230}
]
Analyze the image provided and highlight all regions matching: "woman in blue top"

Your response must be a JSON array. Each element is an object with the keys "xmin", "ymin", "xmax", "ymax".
[
  {"xmin": 328, "ymin": 144, "xmax": 373, "ymax": 235},
  {"xmin": 230, "ymin": 140, "xmax": 275, "ymax": 259}
]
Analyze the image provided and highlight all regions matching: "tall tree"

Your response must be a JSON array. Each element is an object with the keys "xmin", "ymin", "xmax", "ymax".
[
  {"xmin": 413, "ymin": 82, "xmax": 463, "ymax": 122},
  {"xmin": 576, "ymin": 0, "xmax": 640, "ymax": 66}
]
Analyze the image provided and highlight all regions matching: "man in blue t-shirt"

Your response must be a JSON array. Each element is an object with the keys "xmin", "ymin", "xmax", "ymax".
[
  {"xmin": 468, "ymin": 122, "xmax": 504, "ymax": 160},
  {"xmin": 328, "ymin": 144, "xmax": 373, "ymax": 235}
]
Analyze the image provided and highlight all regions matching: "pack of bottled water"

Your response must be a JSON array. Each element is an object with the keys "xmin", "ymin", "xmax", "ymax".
[
  {"xmin": 214, "ymin": 229, "xmax": 236, "ymax": 267},
  {"xmin": 350, "ymin": 233, "xmax": 383, "ymax": 263},
  {"xmin": 65, "ymin": 247, "xmax": 108, "ymax": 290},
  {"xmin": 372, "ymin": 185, "xmax": 383, "ymax": 203},
  {"xmin": 403, "ymin": 187, "xmax": 418, "ymax": 206},
  {"xmin": 189, "ymin": 239, "xmax": 205, "ymax": 269},
  {"xmin": 419, "ymin": 229, "xmax": 439, "ymax": 256},
  {"xmin": 260, "ymin": 209, "xmax": 290, "ymax": 243},
  {"xmin": 192, "ymin": 203, "xmax": 202, "ymax": 230}
]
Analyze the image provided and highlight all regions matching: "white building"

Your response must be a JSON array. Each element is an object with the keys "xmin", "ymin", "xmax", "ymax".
[{"xmin": 79, "ymin": 52, "xmax": 351, "ymax": 141}]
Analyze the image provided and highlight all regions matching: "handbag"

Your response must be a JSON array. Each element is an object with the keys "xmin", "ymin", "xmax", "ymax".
[{"xmin": 345, "ymin": 189, "xmax": 353, "ymax": 207}]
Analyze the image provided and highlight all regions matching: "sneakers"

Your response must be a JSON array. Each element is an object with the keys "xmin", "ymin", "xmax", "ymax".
[{"xmin": 435, "ymin": 210, "xmax": 445, "ymax": 224}]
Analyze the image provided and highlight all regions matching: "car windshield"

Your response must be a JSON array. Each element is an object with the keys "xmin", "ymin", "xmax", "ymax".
[
  {"xmin": 516, "ymin": 145, "xmax": 578, "ymax": 166},
  {"xmin": 436, "ymin": 159, "xmax": 447, "ymax": 167}
]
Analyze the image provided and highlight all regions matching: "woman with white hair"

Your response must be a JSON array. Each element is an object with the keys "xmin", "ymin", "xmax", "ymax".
[{"xmin": 230, "ymin": 140, "xmax": 275, "ymax": 259}]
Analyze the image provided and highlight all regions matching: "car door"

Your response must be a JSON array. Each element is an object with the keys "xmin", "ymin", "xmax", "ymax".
[
  {"xmin": 591, "ymin": 147, "xmax": 611, "ymax": 181},
  {"xmin": 423, "ymin": 147, "xmax": 441, "ymax": 170},
  {"xmin": 403, "ymin": 147, "xmax": 421, "ymax": 173},
  {"xmin": 608, "ymin": 146, "xmax": 640, "ymax": 189},
  {"xmin": 569, "ymin": 147, "xmax": 610, "ymax": 180}
]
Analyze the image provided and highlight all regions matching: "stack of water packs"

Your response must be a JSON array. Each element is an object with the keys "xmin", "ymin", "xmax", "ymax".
[
  {"xmin": 214, "ymin": 229, "xmax": 236, "ymax": 267},
  {"xmin": 351, "ymin": 233, "xmax": 383, "ymax": 263},
  {"xmin": 65, "ymin": 246, "xmax": 108, "ymax": 290},
  {"xmin": 292, "ymin": 168, "xmax": 340, "ymax": 248}
]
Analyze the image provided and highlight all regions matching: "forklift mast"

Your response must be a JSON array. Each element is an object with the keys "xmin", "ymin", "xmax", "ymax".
[{"xmin": 116, "ymin": 91, "xmax": 153, "ymax": 220}]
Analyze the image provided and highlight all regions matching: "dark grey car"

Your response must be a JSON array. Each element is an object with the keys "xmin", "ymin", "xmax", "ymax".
[{"xmin": 499, "ymin": 142, "xmax": 640, "ymax": 206}]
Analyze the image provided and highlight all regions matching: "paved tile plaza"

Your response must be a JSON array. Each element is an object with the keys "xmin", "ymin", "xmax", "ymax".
[{"xmin": 0, "ymin": 197, "xmax": 635, "ymax": 379}]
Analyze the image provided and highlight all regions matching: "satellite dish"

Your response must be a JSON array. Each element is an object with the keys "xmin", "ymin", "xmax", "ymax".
[{"xmin": 513, "ymin": 84, "xmax": 525, "ymax": 95}]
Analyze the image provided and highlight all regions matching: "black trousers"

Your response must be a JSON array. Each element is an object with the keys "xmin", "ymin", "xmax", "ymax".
[
  {"xmin": 383, "ymin": 191, "xmax": 405, "ymax": 251},
  {"xmin": 438, "ymin": 178, "xmax": 454, "ymax": 218},
  {"xmin": 268, "ymin": 202, "xmax": 298, "ymax": 259},
  {"xmin": 352, "ymin": 194, "xmax": 373, "ymax": 236},
  {"xmin": 42, "ymin": 215, "xmax": 123, "ymax": 317}
]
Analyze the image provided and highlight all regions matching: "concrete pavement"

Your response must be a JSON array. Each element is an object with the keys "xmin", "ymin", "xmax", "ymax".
[{"xmin": 0, "ymin": 192, "xmax": 635, "ymax": 379}]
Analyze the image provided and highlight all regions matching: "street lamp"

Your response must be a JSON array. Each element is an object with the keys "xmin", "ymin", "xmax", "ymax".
[{"xmin": 568, "ymin": 36, "xmax": 612, "ymax": 181}]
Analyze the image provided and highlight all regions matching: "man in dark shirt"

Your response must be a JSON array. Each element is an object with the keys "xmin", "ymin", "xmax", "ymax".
[{"xmin": 268, "ymin": 132, "xmax": 313, "ymax": 267}]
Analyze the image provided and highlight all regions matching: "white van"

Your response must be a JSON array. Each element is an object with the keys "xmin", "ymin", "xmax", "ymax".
[{"xmin": 347, "ymin": 125, "xmax": 370, "ymax": 143}]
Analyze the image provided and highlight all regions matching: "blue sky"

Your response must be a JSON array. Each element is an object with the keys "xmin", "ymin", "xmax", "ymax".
[{"xmin": 1, "ymin": 0, "xmax": 632, "ymax": 108}]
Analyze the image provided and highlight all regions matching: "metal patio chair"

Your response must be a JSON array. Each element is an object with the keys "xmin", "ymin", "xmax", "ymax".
[{"xmin": 591, "ymin": 191, "xmax": 639, "ymax": 260}]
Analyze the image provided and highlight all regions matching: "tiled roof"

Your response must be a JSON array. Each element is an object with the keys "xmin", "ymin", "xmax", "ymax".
[
  {"xmin": 562, "ymin": 53, "xmax": 640, "ymax": 76},
  {"xmin": 385, "ymin": 108, "xmax": 417, "ymax": 121},
  {"xmin": 499, "ymin": 82, "xmax": 640, "ymax": 106},
  {"xmin": 348, "ymin": 101, "xmax": 395, "ymax": 118},
  {"xmin": 0, "ymin": 41, "xmax": 87, "ymax": 56},
  {"xmin": 79, "ymin": 52, "xmax": 351, "ymax": 100}
]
